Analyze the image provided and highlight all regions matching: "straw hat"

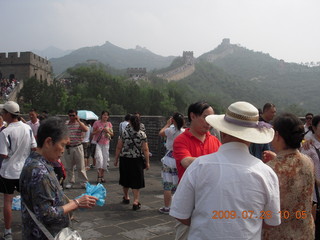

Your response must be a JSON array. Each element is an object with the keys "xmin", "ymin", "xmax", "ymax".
[{"xmin": 206, "ymin": 101, "xmax": 274, "ymax": 144}]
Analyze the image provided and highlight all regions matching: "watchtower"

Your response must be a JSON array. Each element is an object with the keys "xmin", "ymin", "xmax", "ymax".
[{"xmin": 0, "ymin": 52, "xmax": 53, "ymax": 83}]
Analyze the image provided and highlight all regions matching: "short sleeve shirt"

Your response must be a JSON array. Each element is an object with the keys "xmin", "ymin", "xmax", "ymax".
[
  {"xmin": 92, "ymin": 120, "xmax": 113, "ymax": 145},
  {"xmin": 170, "ymin": 142, "xmax": 281, "ymax": 240},
  {"xmin": 263, "ymin": 149, "xmax": 314, "ymax": 239},
  {"xmin": 66, "ymin": 121, "xmax": 84, "ymax": 145},
  {"xmin": 0, "ymin": 121, "xmax": 37, "ymax": 179},
  {"xmin": 173, "ymin": 128, "xmax": 221, "ymax": 180},
  {"xmin": 120, "ymin": 125, "xmax": 147, "ymax": 158},
  {"xmin": 164, "ymin": 126, "xmax": 184, "ymax": 151}
]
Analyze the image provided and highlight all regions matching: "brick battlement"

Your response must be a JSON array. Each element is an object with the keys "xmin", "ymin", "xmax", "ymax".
[{"xmin": 0, "ymin": 51, "xmax": 53, "ymax": 85}]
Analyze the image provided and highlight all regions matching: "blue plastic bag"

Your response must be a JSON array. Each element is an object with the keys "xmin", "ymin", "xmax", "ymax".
[
  {"xmin": 76, "ymin": 183, "xmax": 107, "ymax": 206},
  {"xmin": 12, "ymin": 195, "xmax": 21, "ymax": 210}
]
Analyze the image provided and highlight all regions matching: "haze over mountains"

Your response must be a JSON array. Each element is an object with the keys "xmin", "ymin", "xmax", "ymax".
[
  {"xmin": 35, "ymin": 39, "xmax": 320, "ymax": 114},
  {"xmin": 49, "ymin": 41, "xmax": 176, "ymax": 75}
]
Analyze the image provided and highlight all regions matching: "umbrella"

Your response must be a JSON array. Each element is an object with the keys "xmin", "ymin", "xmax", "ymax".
[{"xmin": 77, "ymin": 110, "xmax": 99, "ymax": 120}]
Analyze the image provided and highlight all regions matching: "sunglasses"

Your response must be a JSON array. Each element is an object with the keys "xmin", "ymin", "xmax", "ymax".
[
  {"xmin": 69, "ymin": 114, "xmax": 76, "ymax": 117},
  {"xmin": 306, "ymin": 117, "xmax": 313, "ymax": 120}
]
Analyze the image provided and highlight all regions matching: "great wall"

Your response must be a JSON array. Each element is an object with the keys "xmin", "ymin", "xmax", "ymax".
[{"xmin": 156, "ymin": 51, "xmax": 195, "ymax": 81}]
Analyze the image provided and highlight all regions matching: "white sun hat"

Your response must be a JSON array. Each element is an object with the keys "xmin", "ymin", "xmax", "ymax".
[{"xmin": 205, "ymin": 101, "xmax": 274, "ymax": 144}]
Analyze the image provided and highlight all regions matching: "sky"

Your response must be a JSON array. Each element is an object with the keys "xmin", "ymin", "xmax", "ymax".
[{"xmin": 1, "ymin": 0, "xmax": 319, "ymax": 63}]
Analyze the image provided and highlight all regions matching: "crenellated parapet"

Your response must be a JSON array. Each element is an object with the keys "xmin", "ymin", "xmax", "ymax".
[
  {"xmin": 126, "ymin": 67, "xmax": 147, "ymax": 80},
  {"xmin": 0, "ymin": 51, "xmax": 53, "ymax": 83}
]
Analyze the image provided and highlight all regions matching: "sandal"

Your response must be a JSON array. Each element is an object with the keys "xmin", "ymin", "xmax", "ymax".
[
  {"xmin": 97, "ymin": 177, "xmax": 102, "ymax": 184},
  {"xmin": 132, "ymin": 202, "xmax": 141, "ymax": 211},
  {"xmin": 122, "ymin": 197, "xmax": 130, "ymax": 204}
]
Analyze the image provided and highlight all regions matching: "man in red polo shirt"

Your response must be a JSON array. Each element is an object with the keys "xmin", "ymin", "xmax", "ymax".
[
  {"xmin": 174, "ymin": 101, "xmax": 221, "ymax": 181},
  {"xmin": 173, "ymin": 101, "xmax": 221, "ymax": 239}
]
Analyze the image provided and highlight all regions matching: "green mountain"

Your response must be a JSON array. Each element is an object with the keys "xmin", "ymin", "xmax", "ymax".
[
  {"xmin": 180, "ymin": 40, "xmax": 320, "ymax": 114},
  {"xmin": 50, "ymin": 41, "xmax": 176, "ymax": 75}
]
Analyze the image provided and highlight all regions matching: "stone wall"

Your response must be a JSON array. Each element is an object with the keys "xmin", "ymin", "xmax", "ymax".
[
  {"xmin": 0, "ymin": 52, "xmax": 53, "ymax": 83},
  {"xmin": 22, "ymin": 115, "xmax": 170, "ymax": 161}
]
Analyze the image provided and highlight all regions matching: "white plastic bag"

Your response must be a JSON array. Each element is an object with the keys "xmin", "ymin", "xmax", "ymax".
[{"xmin": 54, "ymin": 227, "xmax": 82, "ymax": 240}]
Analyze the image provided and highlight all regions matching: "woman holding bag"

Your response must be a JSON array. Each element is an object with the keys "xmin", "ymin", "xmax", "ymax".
[
  {"xmin": 92, "ymin": 111, "xmax": 113, "ymax": 183},
  {"xmin": 20, "ymin": 117, "xmax": 98, "ymax": 240}
]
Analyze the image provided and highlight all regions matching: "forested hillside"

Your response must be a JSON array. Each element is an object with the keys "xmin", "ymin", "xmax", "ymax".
[
  {"xmin": 198, "ymin": 41, "xmax": 320, "ymax": 114},
  {"xmin": 19, "ymin": 40, "xmax": 320, "ymax": 116},
  {"xmin": 19, "ymin": 65, "xmax": 189, "ymax": 116}
]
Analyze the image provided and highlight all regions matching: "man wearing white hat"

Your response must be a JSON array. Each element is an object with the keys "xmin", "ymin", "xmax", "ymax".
[
  {"xmin": 0, "ymin": 101, "xmax": 37, "ymax": 240},
  {"xmin": 170, "ymin": 101, "xmax": 281, "ymax": 240}
]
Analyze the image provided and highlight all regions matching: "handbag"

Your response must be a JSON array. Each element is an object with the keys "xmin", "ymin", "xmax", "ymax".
[
  {"xmin": 127, "ymin": 131, "xmax": 147, "ymax": 169},
  {"xmin": 96, "ymin": 123, "xmax": 112, "ymax": 143},
  {"xmin": 24, "ymin": 202, "xmax": 81, "ymax": 240}
]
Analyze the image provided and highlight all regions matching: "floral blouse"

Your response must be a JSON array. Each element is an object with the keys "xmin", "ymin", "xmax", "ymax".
[
  {"xmin": 20, "ymin": 151, "xmax": 69, "ymax": 239},
  {"xmin": 263, "ymin": 149, "xmax": 314, "ymax": 240},
  {"xmin": 120, "ymin": 124, "xmax": 147, "ymax": 158}
]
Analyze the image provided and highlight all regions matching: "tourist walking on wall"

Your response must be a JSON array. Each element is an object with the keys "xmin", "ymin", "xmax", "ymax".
[
  {"xmin": 114, "ymin": 114, "xmax": 150, "ymax": 210},
  {"xmin": 0, "ymin": 101, "xmax": 37, "ymax": 240},
  {"xmin": 26, "ymin": 109, "xmax": 40, "ymax": 139},
  {"xmin": 92, "ymin": 111, "xmax": 113, "ymax": 183},
  {"xmin": 158, "ymin": 113, "xmax": 185, "ymax": 214},
  {"xmin": 62, "ymin": 109, "xmax": 89, "ymax": 189},
  {"xmin": 119, "ymin": 114, "xmax": 131, "ymax": 138},
  {"xmin": 82, "ymin": 120, "xmax": 91, "ymax": 171}
]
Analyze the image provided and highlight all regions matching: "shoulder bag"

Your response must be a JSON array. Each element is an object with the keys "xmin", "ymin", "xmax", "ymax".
[
  {"xmin": 23, "ymin": 202, "xmax": 81, "ymax": 240},
  {"xmin": 127, "ymin": 131, "xmax": 146, "ymax": 169}
]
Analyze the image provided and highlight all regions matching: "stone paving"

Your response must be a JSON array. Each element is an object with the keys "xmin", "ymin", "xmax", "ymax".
[{"xmin": 0, "ymin": 159, "xmax": 176, "ymax": 240}]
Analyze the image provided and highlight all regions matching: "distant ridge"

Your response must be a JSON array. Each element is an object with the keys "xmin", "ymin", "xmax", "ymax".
[
  {"xmin": 32, "ymin": 46, "xmax": 73, "ymax": 59},
  {"xmin": 50, "ymin": 41, "xmax": 176, "ymax": 75}
]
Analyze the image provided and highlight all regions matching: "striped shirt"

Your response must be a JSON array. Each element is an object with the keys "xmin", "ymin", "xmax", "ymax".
[{"xmin": 67, "ymin": 121, "xmax": 83, "ymax": 145}]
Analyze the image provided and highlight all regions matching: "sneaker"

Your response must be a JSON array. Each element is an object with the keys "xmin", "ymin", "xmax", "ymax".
[
  {"xmin": 3, "ymin": 233, "xmax": 13, "ymax": 240},
  {"xmin": 65, "ymin": 183, "xmax": 73, "ymax": 189},
  {"xmin": 159, "ymin": 207, "xmax": 170, "ymax": 214}
]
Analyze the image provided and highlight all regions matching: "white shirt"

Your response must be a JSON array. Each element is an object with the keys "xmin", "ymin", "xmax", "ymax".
[
  {"xmin": 0, "ymin": 121, "xmax": 37, "ymax": 179},
  {"xmin": 164, "ymin": 125, "xmax": 184, "ymax": 151},
  {"xmin": 119, "ymin": 121, "xmax": 129, "ymax": 137},
  {"xmin": 26, "ymin": 119, "xmax": 40, "ymax": 138},
  {"xmin": 304, "ymin": 124, "xmax": 313, "ymax": 140},
  {"xmin": 170, "ymin": 142, "xmax": 281, "ymax": 240},
  {"xmin": 83, "ymin": 124, "xmax": 91, "ymax": 143}
]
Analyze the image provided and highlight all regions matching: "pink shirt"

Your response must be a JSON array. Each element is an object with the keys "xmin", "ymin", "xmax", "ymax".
[{"xmin": 93, "ymin": 120, "xmax": 113, "ymax": 145}]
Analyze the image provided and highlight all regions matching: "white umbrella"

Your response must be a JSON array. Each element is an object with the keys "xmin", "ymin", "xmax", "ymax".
[{"xmin": 77, "ymin": 110, "xmax": 99, "ymax": 120}]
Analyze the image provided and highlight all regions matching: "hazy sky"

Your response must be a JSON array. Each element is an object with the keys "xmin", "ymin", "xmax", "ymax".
[{"xmin": 1, "ymin": 0, "xmax": 319, "ymax": 63}]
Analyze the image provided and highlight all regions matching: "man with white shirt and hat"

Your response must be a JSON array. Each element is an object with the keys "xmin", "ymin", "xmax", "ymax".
[
  {"xmin": 170, "ymin": 101, "xmax": 281, "ymax": 240},
  {"xmin": 0, "ymin": 101, "xmax": 37, "ymax": 240}
]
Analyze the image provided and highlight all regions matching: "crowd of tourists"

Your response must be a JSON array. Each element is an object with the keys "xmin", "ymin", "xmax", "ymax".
[
  {"xmin": 0, "ymin": 100, "xmax": 320, "ymax": 239},
  {"xmin": 0, "ymin": 78, "xmax": 18, "ymax": 100}
]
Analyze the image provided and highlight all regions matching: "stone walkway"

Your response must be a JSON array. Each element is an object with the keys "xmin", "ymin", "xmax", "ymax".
[{"xmin": 0, "ymin": 159, "xmax": 176, "ymax": 240}]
